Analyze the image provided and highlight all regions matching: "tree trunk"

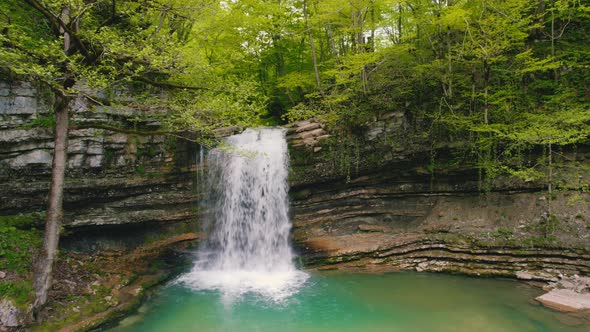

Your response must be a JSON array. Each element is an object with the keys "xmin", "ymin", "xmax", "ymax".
[
  {"xmin": 397, "ymin": 3, "xmax": 403, "ymax": 43},
  {"xmin": 547, "ymin": 141, "xmax": 553, "ymax": 216},
  {"xmin": 33, "ymin": 4, "xmax": 72, "ymax": 315},
  {"xmin": 33, "ymin": 97, "xmax": 70, "ymax": 314},
  {"xmin": 483, "ymin": 59, "xmax": 490, "ymax": 124},
  {"xmin": 303, "ymin": 0, "xmax": 322, "ymax": 94}
]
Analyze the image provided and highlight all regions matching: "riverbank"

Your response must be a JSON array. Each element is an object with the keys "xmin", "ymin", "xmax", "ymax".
[{"xmin": 26, "ymin": 233, "xmax": 198, "ymax": 332}]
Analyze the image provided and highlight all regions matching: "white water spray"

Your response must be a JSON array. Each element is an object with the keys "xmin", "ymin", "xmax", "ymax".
[{"xmin": 179, "ymin": 128, "xmax": 308, "ymax": 302}]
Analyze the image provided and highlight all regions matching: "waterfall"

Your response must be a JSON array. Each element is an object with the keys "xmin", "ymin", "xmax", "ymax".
[{"xmin": 179, "ymin": 128, "xmax": 308, "ymax": 302}]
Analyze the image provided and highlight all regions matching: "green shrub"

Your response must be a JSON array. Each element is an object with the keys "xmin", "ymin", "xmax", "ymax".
[
  {"xmin": 493, "ymin": 227, "xmax": 514, "ymax": 240},
  {"xmin": 0, "ymin": 281, "xmax": 34, "ymax": 307},
  {"xmin": 0, "ymin": 217, "xmax": 43, "ymax": 275}
]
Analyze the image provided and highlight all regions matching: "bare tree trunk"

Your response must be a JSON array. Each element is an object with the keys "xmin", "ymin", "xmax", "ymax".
[
  {"xmin": 397, "ymin": 3, "xmax": 403, "ymax": 43},
  {"xmin": 33, "ymin": 96, "xmax": 70, "ymax": 314},
  {"xmin": 547, "ymin": 141, "xmax": 553, "ymax": 216},
  {"xmin": 328, "ymin": 24, "xmax": 340, "ymax": 64},
  {"xmin": 483, "ymin": 59, "xmax": 490, "ymax": 124},
  {"xmin": 33, "ymin": 5, "xmax": 71, "ymax": 315},
  {"xmin": 370, "ymin": 1, "xmax": 375, "ymax": 51},
  {"xmin": 303, "ymin": 0, "xmax": 322, "ymax": 94}
]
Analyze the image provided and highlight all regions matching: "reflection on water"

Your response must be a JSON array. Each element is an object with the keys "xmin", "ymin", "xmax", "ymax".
[{"xmin": 108, "ymin": 272, "xmax": 588, "ymax": 332}]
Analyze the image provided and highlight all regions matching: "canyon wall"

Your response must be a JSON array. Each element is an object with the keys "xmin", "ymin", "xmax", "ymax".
[
  {"xmin": 286, "ymin": 117, "xmax": 590, "ymax": 281},
  {"xmin": 2, "ymin": 80, "xmax": 589, "ymax": 280}
]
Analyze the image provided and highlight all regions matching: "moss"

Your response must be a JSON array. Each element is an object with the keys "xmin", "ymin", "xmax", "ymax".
[
  {"xmin": 0, "ymin": 212, "xmax": 45, "ymax": 229},
  {"xmin": 0, "ymin": 213, "xmax": 44, "ymax": 311},
  {"xmin": 0, "ymin": 224, "xmax": 43, "ymax": 275},
  {"xmin": 104, "ymin": 149, "xmax": 115, "ymax": 164},
  {"xmin": 289, "ymin": 189, "xmax": 312, "ymax": 201},
  {"xmin": 31, "ymin": 296, "xmax": 112, "ymax": 332},
  {"xmin": 567, "ymin": 194, "xmax": 586, "ymax": 206},
  {"xmin": 164, "ymin": 136, "xmax": 177, "ymax": 154},
  {"xmin": 135, "ymin": 165, "xmax": 146, "ymax": 175},
  {"xmin": 0, "ymin": 280, "xmax": 34, "ymax": 308}
]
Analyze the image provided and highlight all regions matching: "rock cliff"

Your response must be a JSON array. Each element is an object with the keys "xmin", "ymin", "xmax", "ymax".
[
  {"xmin": 0, "ymin": 81, "xmax": 204, "ymax": 251},
  {"xmin": 286, "ymin": 117, "xmax": 590, "ymax": 282},
  {"xmin": 1, "ymin": 82, "xmax": 590, "ymax": 329}
]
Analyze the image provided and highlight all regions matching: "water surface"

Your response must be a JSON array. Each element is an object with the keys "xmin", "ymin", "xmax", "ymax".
[{"xmin": 108, "ymin": 272, "xmax": 587, "ymax": 332}]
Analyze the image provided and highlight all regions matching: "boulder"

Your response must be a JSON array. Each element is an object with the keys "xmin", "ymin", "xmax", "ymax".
[
  {"xmin": 0, "ymin": 299, "xmax": 20, "ymax": 330},
  {"xmin": 8, "ymin": 150, "xmax": 52, "ymax": 168},
  {"xmin": 536, "ymin": 289, "xmax": 590, "ymax": 312}
]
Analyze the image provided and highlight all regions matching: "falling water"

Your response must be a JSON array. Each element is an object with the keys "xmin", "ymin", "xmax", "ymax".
[{"xmin": 179, "ymin": 128, "xmax": 308, "ymax": 303}]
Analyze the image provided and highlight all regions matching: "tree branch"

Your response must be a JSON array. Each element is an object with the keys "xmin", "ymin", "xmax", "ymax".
[
  {"xmin": 133, "ymin": 76, "xmax": 210, "ymax": 91},
  {"xmin": 23, "ymin": 0, "xmax": 93, "ymax": 59}
]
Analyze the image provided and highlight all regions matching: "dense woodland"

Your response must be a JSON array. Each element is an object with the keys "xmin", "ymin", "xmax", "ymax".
[
  {"xmin": 0, "ymin": 0, "xmax": 590, "ymax": 319},
  {"xmin": 2, "ymin": 0, "xmax": 590, "ymax": 173}
]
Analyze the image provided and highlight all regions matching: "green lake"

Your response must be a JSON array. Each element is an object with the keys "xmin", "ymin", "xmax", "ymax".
[{"xmin": 107, "ymin": 272, "xmax": 588, "ymax": 332}]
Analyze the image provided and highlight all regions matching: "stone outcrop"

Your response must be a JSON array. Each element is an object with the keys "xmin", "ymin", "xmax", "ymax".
[
  {"xmin": 537, "ymin": 290, "xmax": 590, "ymax": 312},
  {"xmin": 0, "ymin": 300, "xmax": 21, "ymax": 332},
  {"xmin": 285, "ymin": 120, "xmax": 330, "ymax": 149},
  {"xmin": 0, "ymin": 80, "xmax": 205, "ymax": 331},
  {"xmin": 536, "ymin": 275, "xmax": 590, "ymax": 312},
  {"xmin": 2, "ymin": 82, "xmax": 590, "ymax": 328}
]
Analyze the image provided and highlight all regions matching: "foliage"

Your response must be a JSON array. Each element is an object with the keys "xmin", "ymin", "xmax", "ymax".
[
  {"xmin": 22, "ymin": 115, "xmax": 56, "ymax": 130},
  {"xmin": 493, "ymin": 227, "xmax": 514, "ymax": 241},
  {"xmin": 3, "ymin": 0, "xmax": 588, "ymax": 153},
  {"xmin": 1, "ymin": 1, "xmax": 589, "ymax": 272},
  {"xmin": 0, "ymin": 212, "xmax": 45, "ymax": 229},
  {"xmin": 0, "ymin": 0, "xmax": 268, "ymax": 134},
  {"xmin": 539, "ymin": 214, "xmax": 560, "ymax": 238}
]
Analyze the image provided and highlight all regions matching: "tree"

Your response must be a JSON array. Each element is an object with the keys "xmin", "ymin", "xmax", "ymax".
[{"xmin": 0, "ymin": 0, "xmax": 266, "ymax": 314}]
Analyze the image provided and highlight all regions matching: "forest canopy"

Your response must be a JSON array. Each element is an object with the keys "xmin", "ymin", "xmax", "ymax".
[{"xmin": 0, "ymin": 0, "xmax": 589, "ymax": 160}]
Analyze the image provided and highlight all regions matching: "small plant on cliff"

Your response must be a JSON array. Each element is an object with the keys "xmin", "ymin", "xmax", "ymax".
[
  {"xmin": 22, "ymin": 114, "xmax": 56, "ymax": 130},
  {"xmin": 493, "ymin": 227, "xmax": 514, "ymax": 241},
  {"xmin": 538, "ymin": 214, "xmax": 560, "ymax": 239}
]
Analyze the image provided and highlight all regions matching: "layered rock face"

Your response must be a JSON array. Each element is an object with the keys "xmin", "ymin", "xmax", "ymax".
[
  {"xmin": 0, "ymin": 81, "xmax": 203, "ymax": 250},
  {"xmin": 287, "ymin": 116, "xmax": 590, "ymax": 282},
  {"xmin": 2, "ymin": 80, "xmax": 590, "ymax": 313}
]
